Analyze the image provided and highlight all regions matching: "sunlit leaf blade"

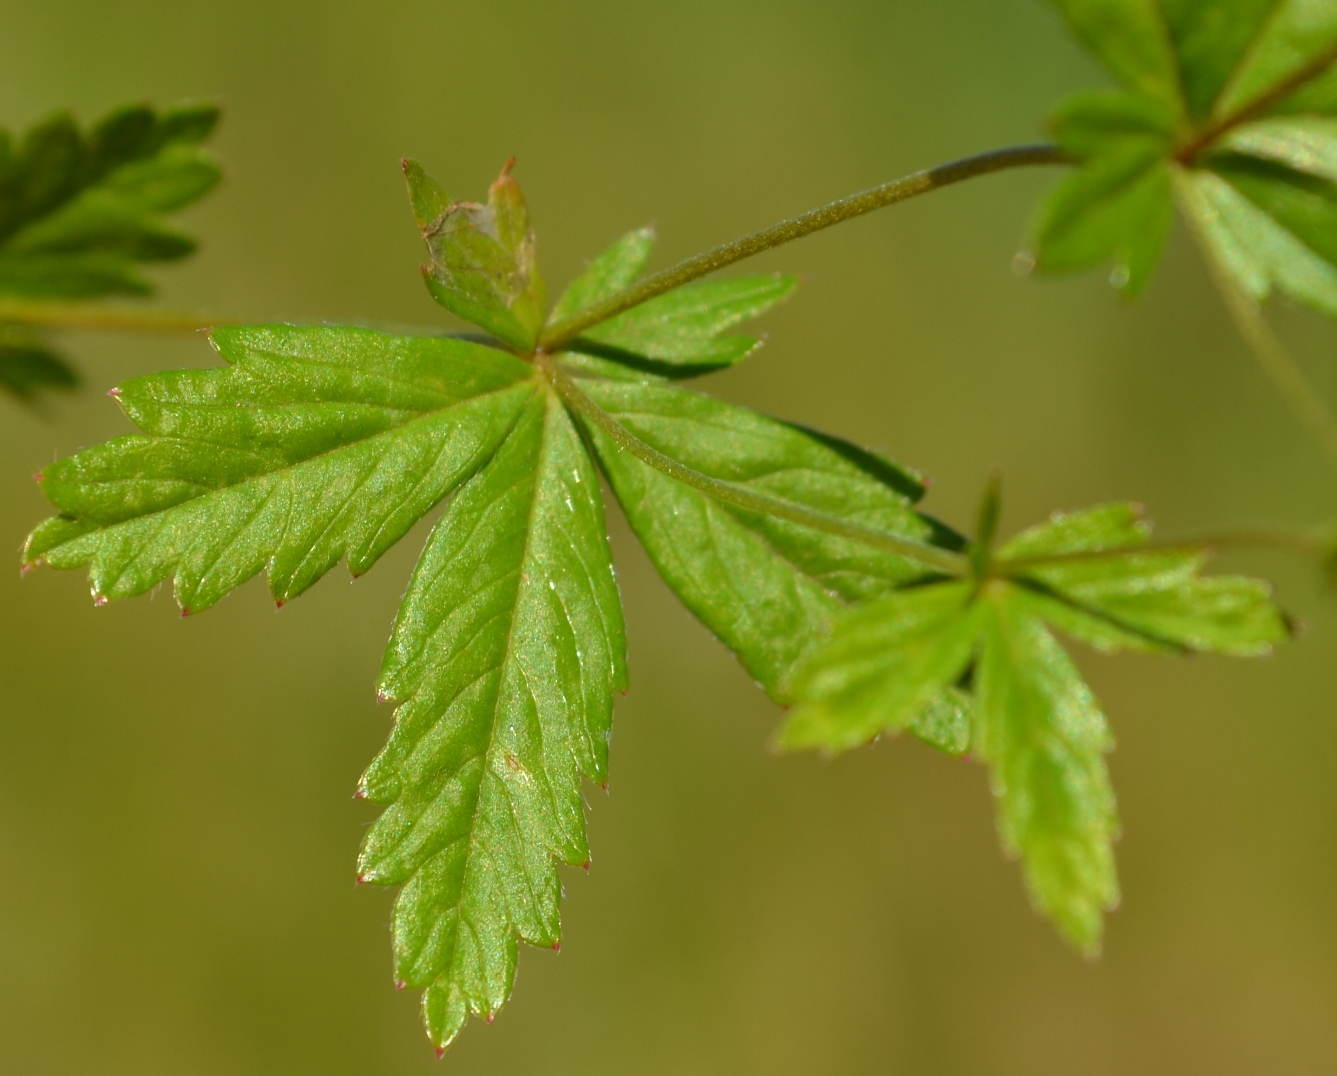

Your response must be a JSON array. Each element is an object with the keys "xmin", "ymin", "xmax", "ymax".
[
  {"xmin": 1042, "ymin": 0, "xmax": 1180, "ymax": 103},
  {"xmin": 1215, "ymin": 1, "xmax": 1337, "ymax": 117},
  {"xmin": 579, "ymin": 377, "xmax": 956, "ymax": 700},
  {"xmin": 0, "ymin": 329, "xmax": 77, "ymax": 402},
  {"xmin": 781, "ymin": 582, "xmax": 977, "ymax": 752},
  {"xmin": 909, "ymin": 687, "xmax": 975, "ymax": 756},
  {"xmin": 1036, "ymin": 0, "xmax": 1337, "ymax": 305},
  {"xmin": 567, "ymin": 274, "xmax": 799, "ymax": 378},
  {"xmin": 357, "ymin": 391, "xmax": 625, "ymax": 1052},
  {"xmin": 408, "ymin": 159, "xmax": 546, "ymax": 350},
  {"xmin": 975, "ymin": 592, "xmax": 1118, "ymax": 956},
  {"xmin": 1176, "ymin": 165, "xmax": 1337, "ymax": 316},
  {"xmin": 1000, "ymin": 504, "xmax": 1290, "ymax": 655},
  {"xmin": 0, "ymin": 103, "xmax": 219, "ymax": 299},
  {"xmin": 25, "ymin": 325, "xmax": 535, "ymax": 610},
  {"xmin": 1220, "ymin": 116, "xmax": 1337, "ymax": 183},
  {"xmin": 549, "ymin": 226, "xmax": 655, "ymax": 323}
]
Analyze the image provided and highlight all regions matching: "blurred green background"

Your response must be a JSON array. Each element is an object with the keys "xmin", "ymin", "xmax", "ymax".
[{"xmin": 2, "ymin": 1, "xmax": 1336, "ymax": 1072}]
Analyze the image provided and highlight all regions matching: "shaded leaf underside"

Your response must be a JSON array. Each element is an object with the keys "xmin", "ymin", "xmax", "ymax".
[{"xmin": 1036, "ymin": 0, "xmax": 1337, "ymax": 308}]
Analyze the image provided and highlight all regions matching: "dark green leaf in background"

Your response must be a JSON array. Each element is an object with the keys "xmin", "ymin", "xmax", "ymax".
[
  {"xmin": 0, "ymin": 101, "xmax": 220, "ymax": 407},
  {"xmin": 0, "ymin": 325, "xmax": 77, "ymax": 402},
  {"xmin": 1033, "ymin": 0, "xmax": 1337, "ymax": 309},
  {"xmin": 0, "ymin": 102, "xmax": 219, "ymax": 299}
]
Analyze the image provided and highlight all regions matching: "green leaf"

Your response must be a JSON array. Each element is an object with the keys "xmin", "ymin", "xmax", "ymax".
[
  {"xmin": 0, "ymin": 325, "xmax": 77, "ymax": 402},
  {"xmin": 408, "ymin": 159, "xmax": 547, "ymax": 351},
  {"xmin": 975, "ymin": 591, "xmax": 1118, "ymax": 955},
  {"xmin": 549, "ymin": 226, "xmax": 655, "ymax": 323},
  {"xmin": 1215, "ymin": 1, "xmax": 1337, "ymax": 117},
  {"xmin": 1179, "ymin": 147, "xmax": 1337, "ymax": 317},
  {"xmin": 24, "ymin": 325, "xmax": 536, "ymax": 609},
  {"xmin": 1035, "ymin": 0, "xmax": 1337, "ymax": 306},
  {"xmin": 1028, "ymin": 92, "xmax": 1177, "ymax": 294},
  {"xmin": 25, "ymin": 320, "xmax": 634, "ymax": 1052},
  {"xmin": 0, "ymin": 103, "xmax": 220, "ymax": 299},
  {"xmin": 578, "ymin": 377, "xmax": 957, "ymax": 699},
  {"xmin": 999, "ymin": 504, "xmax": 1290, "ymax": 655},
  {"xmin": 358, "ymin": 390, "xmax": 625, "ymax": 1052},
  {"xmin": 785, "ymin": 502, "xmax": 1288, "ymax": 951},
  {"xmin": 570, "ymin": 274, "xmax": 798, "ymax": 378},
  {"xmin": 1042, "ymin": 0, "xmax": 1180, "ymax": 104},
  {"xmin": 548, "ymin": 226, "xmax": 797, "ymax": 380},
  {"xmin": 781, "ymin": 582, "xmax": 978, "ymax": 752}
]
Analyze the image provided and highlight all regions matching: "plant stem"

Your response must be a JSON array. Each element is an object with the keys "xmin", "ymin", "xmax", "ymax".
[
  {"xmin": 0, "ymin": 299, "xmax": 230, "ymax": 334},
  {"xmin": 539, "ymin": 143, "xmax": 1068, "ymax": 350},
  {"xmin": 545, "ymin": 359, "xmax": 970, "ymax": 577},
  {"xmin": 1195, "ymin": 237, "xmax": 1337, "ymax": 476},
  {"xmin": 1177, "ymin": 40, "xmax": 1337, "ymax": 164}
]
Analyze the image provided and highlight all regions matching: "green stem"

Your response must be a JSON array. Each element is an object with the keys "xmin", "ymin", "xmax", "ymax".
[
  {"xmin": 0, "ymin": 299, "xmax": 230, "ymax": 334},
  {"xmin": 539, "ymin": 143, "xmax": 1068, "ymax": 350},
  {"xmin": 546, "ymin": 359, "xmax": 970, "ymax": 577},
  {"xmin": 1205, "ymin": 246, "xmax": 1337, "ymax": 477},
  {"xmin": 1177, "ymin": 40, "xmax": 1337, "ymax": 164}
]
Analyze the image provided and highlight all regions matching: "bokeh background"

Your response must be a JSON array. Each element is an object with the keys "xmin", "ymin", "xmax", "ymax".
[{"xmin": 2, "ymin": 1, "xmax": 1336, "ymax": 1072}]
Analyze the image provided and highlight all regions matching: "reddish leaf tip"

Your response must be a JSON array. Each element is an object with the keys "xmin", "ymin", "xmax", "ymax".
[
  {"xmin": 352, "ymin": 787, "xmax": 367, "ymax": 800},
  {"xmin": 551, "ymin": 941, "xmax": 561, "ymax": 952},
  {"xmin": 377, "ymin": 691, "xmax": 390, "ymax": 704},
  {"xmin": 435, "ymin": 1047, "xmax": 447, "ymax": 1060},
  {"xmin": 92, "ymin": 594, "xmax": 108, "ymax": 607},
  {"xmin": 395, "ymin": 979, "xmax": 406, "ymax": 991},
  {"xmin": 356, "ymin": 873, "xmax": 370, "ymax": 885},
  {"xmin": 107, "ymin": 386, "xmax": 122, "ymax": 398},
  {"xmin": 485, "ymin": 1012, "xmax": 495, "ymax": 1024},
  {"xmin": 581, "ymin": 860, "xmax": 590, "ymax": 872},
  {"xmin": 275, "ymin": 598, "xmax": 285, "ymax": 609},
  {"xmin": 180, "ymin": 607, "xmax": 191, "ymax": 618},
  {"xmin": 31, "ymin": 472, "xmax": 44, "ymax": 483},
  {"xmin": 599, "ymin": 781, "xmax": 609, "ymax": 792},
  {"xmin": 500, "ymin": 156, "xmax": 516, "ymax": 177},
  {"xmin": 400, "ymin": 158, "xmax": 411, "ymax": 173}
]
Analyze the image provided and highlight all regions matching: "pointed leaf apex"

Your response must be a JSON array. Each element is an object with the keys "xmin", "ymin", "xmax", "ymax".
[{"xmin": 403, "ymin": 159, "xmax": 451, "ymax": 229}]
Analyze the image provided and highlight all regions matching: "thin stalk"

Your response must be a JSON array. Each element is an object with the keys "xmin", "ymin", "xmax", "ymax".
[
  {"xmin": 0, "ymin": 300, "xmax": 230, "ymax": 334},
  {"xmin": 999, "ymin": 524, "xmax": 1328, "ymax": 573},
  {"xmin": 539, "ymin": 143, "xmax": 1068, "ymax": 350},
  {"xmin": 545, "ymin": 359, "xmax": 969, "ymax": 577},
  {"xmin": 1205, "ymin": 248, "xmax": 1337, "ymax": 476}
]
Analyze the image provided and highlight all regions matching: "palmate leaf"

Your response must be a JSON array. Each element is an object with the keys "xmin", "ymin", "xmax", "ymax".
[
  {"xmin": 25, "ymin": 164, "xmax": 865, "ymax": 1052},
  {"xmin": 1032, "ymin": 0, "xmax": 1337, "ymax": 309},
  {"xmin": 784, "ymin": 503, "xmax": 1289, "ymax": 953},
  {"xmin": 24, "ymin": 321, "xmax": 620, "ymax": 1052}
]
